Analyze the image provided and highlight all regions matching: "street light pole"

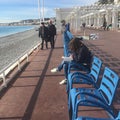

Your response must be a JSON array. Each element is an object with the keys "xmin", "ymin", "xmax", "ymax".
[
  {"xmin": 38, "ymin": 0, "xmax": 41, "ymax": 25},
  {"xmin": 42, "ymin": 0, "xmax": 44, "ymax": 22}
]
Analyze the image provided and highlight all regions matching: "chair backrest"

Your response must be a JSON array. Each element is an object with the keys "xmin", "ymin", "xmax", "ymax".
[
  {"xmin": 63, "ymin": 31, "xmax": 73, "ymax": 46},
  {"xmin": 99, "ymin": 67, "xmax": 119, "ymax": 106},
  {"xmin": 63, "ymin": 31, "xmax": 72, "ymax": 56},
  {"xmin": 66, "ymin": 30, "xmax": 74, "ymax": 40},
  {"xmin": 90, "ymin": 56, "xmax": 102, "ymax": 83}
]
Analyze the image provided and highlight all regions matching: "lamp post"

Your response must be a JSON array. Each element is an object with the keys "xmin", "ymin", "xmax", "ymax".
[
  {"xmin": 38, "ymin": 0, "xmax": 41, "ymax": 25},
  {"xmin": 42, "ymin": 0, "xmax": 44, "ymax": 22}
]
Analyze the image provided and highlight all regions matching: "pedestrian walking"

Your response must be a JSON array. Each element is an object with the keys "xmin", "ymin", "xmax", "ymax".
[
  {"xmin": 38, "ymin": 22, "xmax": 49, "ymax": 50},
  {"xmin": 48, "ymin": 20, "xmax": 56, "ymax": 49}
]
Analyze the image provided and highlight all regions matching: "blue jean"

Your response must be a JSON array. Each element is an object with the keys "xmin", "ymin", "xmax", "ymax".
[
  {"xmin": 57, "ymin": 60, "xmax": 69, "ymax": 79},
  {"xmin": 57, "ymin": 60, "xmax": 90, "ymax": 80}
]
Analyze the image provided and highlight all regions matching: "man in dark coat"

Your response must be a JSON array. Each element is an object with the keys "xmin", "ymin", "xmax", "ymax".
[
  {"xmin": 48, "ymin": 20, "xmax": 56, "ymax": 49},
  {"xmin": 39, "ymin": 22, "xmax": 48, "ymax": 50}
]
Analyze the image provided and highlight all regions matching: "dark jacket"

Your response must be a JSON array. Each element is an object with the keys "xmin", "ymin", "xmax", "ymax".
[
  {"xmin": 39, "ymin": 26, "xmax": 48, "ymax": 38},
  {"xmin": 72, "ymin": 44, "xmax": 92, "ymax": 65},
  {"xmin": 48, "ymin": 24, "xmax": 56, "ymax": 36}
]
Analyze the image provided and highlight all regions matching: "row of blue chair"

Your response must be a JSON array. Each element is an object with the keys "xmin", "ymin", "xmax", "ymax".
[
  {"xmin": 62, "ymin": 31, "xmax": 120, "ymax": 120},
  {"xmin": 68, "ymin": 57, "xmax": 119, "ymax": 120},
  {"xmin": 67, "ymin": 56, "xmax": 102, "ymax": 95}
]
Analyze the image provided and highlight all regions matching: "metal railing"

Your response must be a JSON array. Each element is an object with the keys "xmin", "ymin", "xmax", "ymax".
[{"xmin": 0, "ymin": 42, "xmax": 41, "ymax": 90}]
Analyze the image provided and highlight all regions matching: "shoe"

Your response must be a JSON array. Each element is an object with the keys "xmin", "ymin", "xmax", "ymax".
[
  {"xmin": 51, "ymin": 68, "xmax": 58, "ymax": 73},
  {"xmin": 59, "ymin": 79, "xmax": 67, "ymax": 85}
]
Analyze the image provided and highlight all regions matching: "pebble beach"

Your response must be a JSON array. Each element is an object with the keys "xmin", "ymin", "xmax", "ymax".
[{"xmin": 0, "ymin": 29, "xmax": 40, "ymax": 71}]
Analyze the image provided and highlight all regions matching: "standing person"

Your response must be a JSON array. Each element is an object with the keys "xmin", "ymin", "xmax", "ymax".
[
  {"xmin": 48, "ymin": 20, "xmax": 56, "ymax": 49},
  {"xmin": 82, "ymin": 22, "xmax": 86, "ymax": 31},
  {"xmin": 51, "ymin": 37, "xmax": 92, "ymax": 85},
  {"xmin": 82, "ymin": 22, "xmax": 86, "ymax": 28},
  {"xmin": 39, "ymin": 22, "xmax": 48, "ymax": 50},
  {"xmin": 103, "ymin": 21, "xmax": 107, "ymax": 30},
  {"xmin": 61, "ymin": 20, "xmax": 66, "ymax": 34},
  {"xmin": 61, "ymin": 20, "xmax": 70, "ymax": 33}
]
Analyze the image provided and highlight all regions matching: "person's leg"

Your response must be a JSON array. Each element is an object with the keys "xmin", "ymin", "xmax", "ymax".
[
  {"xmin": 63, "ymin": 62, "xmax": 69, "ymax": 79},
  {"xmin": 51, "ymin": 60, "xmax": 65, "ymax": 73},
  {"xmin": 59, "ymin": 61, "xmax": 69, "ymax": 85},
  {"xmin": 50, "ymin": 35, "xmax": 55, "ymax": 49},
  {"xmin": 52, "ymin": 35, "xmax": 55, "ymax": 48},
  {"xmin": 45, "ymin": 39, "xmax": 48, "ymax": 49},
  {"xmin": 41, "ymin": 38, "xmax": 44, "ymax": 49},
  {"xmin": 57, "ymin": 60, "xmax": 65, "ymax": 71},
  {"xmin": 49, "ymin": 36, "xmax": 52, "ymax": 49},
  {"xmin": 51, "ymin": 61, "xmax": 68, "ymax": 85}
]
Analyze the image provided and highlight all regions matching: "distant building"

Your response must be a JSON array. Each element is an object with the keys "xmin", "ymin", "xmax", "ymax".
[
  {"xmin": 0, "ymin": 17, "xmax": 56, "ymax": 26},
  {"xmin": 114, "ymin": 0, "xmax": 120, "ymax": 4},
  {"xmin": 55, "ymin": 1, "xmax": 120, "ymax": 31}
]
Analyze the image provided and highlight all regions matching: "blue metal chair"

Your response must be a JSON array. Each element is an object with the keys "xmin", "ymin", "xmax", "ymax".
[
  {"xmin": 67, "ymin": 61, "xmax": 91, "ymax": 75},
  {"xmin": 75, "ymin": 111, "xmax": 120, "ymax": 120},
  {"xmin": 69, "ymin": 67, "xmax": 119, "ymax": 120},
  {"xmin": 63, "ymin": 31, "xmax": 73, "ymax": 57},
  {"xmin": 67, "ymin": 56, "xmax": 102, "ymax": 97},
  {"xmin": 76, "ymin": 117, "xmax": 112, "ymax": 120},
  {"xmin": 66, "ymin": 30, "xmax": 74, "ymax": 40}
]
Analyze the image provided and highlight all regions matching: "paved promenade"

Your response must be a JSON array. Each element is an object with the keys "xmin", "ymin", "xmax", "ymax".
[{"xmin": 0, "ymin": 28, "xmax": 120, "ymax": 120}]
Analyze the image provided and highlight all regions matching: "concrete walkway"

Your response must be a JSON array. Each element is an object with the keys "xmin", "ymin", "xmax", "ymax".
[{"xmin": 0, "ymin": 29, "xmax": 120, "ymax": 120}]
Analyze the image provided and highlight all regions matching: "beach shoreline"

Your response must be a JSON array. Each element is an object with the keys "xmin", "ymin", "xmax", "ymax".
[{"xmin": 0, "ymin": 29, "xmax": 40, "ymax": 71}]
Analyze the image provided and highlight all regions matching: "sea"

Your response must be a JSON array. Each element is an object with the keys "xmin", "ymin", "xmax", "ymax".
[{"xmin": 0, "ymin": 25, "xmax": 35, "ymax": 37}]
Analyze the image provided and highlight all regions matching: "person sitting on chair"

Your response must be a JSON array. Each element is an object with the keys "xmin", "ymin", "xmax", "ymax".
[{"xmin": 51, "ymin": 37, "xmax": 92, "ymax": 85}]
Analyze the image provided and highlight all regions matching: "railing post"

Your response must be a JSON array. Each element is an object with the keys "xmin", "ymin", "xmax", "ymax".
[
  {"xmin": 17, "ymin": 60, "xmax": 21, "ymax": 71},
  {"xmin": 2, "ymin": 72, "xmax": 7, "ymax": 87},
  {"xmin": 26, "ymin": 54, "xmax": 29, "ymax": 62},
  {"xmin": 0, "ymin": 43, "xmax": 40, "ymax": 90}
]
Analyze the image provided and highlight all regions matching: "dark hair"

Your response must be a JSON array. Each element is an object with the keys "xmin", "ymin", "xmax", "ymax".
[{"xmin": 69, "ymin": 37, "xmax": 83, "ymax": 52}]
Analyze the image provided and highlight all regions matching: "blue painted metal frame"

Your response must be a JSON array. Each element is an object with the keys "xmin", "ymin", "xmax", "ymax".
[
  {"xmin": 75, "ymin": 111, "xmax": 120, "ymax": 120},
  {"xmin": 67, "ymin": 56, "xmax": 102, "ymax": 94},
  {"xmin": 67, "ymin": 56, "xmax": 102, "ymax": 110},
  {"xmin": 69, "ymin": 67, "xmax": 119, "ymax": 120},
  {"xmin": 63, "ymin": 31, "xmax": 73, "ymax": 57}
]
